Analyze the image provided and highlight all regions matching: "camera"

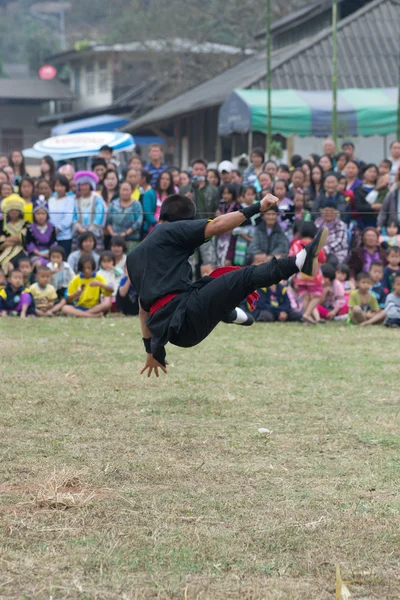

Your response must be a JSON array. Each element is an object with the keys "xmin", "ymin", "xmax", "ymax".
[{"xmin": 191, "ymin": 176, "xmax": 205, "ymax": 188}]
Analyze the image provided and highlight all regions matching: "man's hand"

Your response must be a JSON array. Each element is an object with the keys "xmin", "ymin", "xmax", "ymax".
[
  {"xmin": 260, "ymin": 193, "xmax": 279, "ymax": 212},
  {"xmin": 140, "ymin": 355, "xmax": 168, "ymax": 378}
]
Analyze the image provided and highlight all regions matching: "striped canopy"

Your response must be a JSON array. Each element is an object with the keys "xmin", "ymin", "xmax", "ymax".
[{"xmin": 218, "ymin": 88, "xmax": 399, "ymax": 137}]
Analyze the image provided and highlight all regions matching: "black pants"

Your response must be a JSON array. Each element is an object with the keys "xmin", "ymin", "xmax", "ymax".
[
  {"xmin": 169, "ymin": 257, "xmax": 298, "ymax": 348},
  {"xmin": 256, "ymin": 309, "xmax": 302, "ymax": 323}
]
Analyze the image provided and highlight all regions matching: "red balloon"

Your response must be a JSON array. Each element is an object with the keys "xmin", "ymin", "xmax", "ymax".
[{"xmin": 39, "ymin": 65, "xmax": 57, "ymax": 80}]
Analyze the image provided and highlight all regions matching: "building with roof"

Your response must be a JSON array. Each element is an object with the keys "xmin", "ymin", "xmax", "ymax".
[{"xmin": 124, "ymin": 0, "xmax": 399, "ymax": 165}]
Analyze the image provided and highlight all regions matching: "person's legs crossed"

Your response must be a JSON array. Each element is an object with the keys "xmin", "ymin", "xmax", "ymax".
[{"xmin": 256, "ymin": 309, "xmax": 275, "ymax": 322}]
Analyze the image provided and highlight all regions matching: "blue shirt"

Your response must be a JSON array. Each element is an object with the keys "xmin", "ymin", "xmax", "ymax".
[
  {"xmin": 145, "ymin": 163, "xmax": 168, "ymax": 188},
  {"xmin": 370, "ymin": 282, "xmax": 387, "ymax": 309}
]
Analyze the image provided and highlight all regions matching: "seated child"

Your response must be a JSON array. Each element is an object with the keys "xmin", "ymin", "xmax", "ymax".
[
  {"xmin": 348, "ymin": 271, "xmax": 384, "ymax": 326},
  {"xmin": 0, "ymin": 269, "xmax": 35, "ymax": 318},
  {"xmin": 290, "ymin": 222, "xmax": 326, "ymax": 324},
  {"xmin": 369, "ymin": 261, "xmax": 387, "ymax": 308},
  {"xmin": 232, "ymin": 186, "xmax": 258, "ymax": 266},
  {"xmin": 336, "ymin": 263, "xmax": 354, "ymax": 300},
  {"xmin": 97, "ymin": 251, "xmax": 123, "ymax": 311},
  {"xmin": 379, "ymin": 220, "xmax": 400, "ymax": 247},
  {"xmin": 317, "ymin": 263, "xmax": 348, "ymax": 320},
  {"xmin": 48, "ymin": 245, "xmax": 75, "ymax": 307},
  {"xmin": 116, "ymin": 268, "xmax": 139, "ymax": 316},
  {"xmin": 18, "ymin": 256, "xmax": 35, "ymax": 287},
  {"xmin": 29, "ymin": 266, "xmax": 59, "ymax": 317},
  {"xmin": 382, "ymin": 246, "xmax": 400, "ymax": 293},
  {"xmin": 253, "ymin": 282, "xmax": 302, "ymax": 322},
  {"xmin": 62, "ymin": 254, "xmax": 112, "ymax": 318},
  {"xmin": 67, "ymin": 232, "xmax": 100, "ymax": 274},
  {"xmin": 110, "ymin": 236, "xmax": 127, "ymax": 270},
  {"xmin": 26, "ymin": 200, "xmax": 57, "ymax": 268},
  {"xmin": 384, "ymin": 274, "xmax": 400, "ymax": 327}
]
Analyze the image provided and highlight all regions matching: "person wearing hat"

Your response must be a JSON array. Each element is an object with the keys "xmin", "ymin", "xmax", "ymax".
[
  {"xmin": 26, "ymin": 198, "xmax": 57, "ymax": 268},
  {"xmin": 72, "ymin": 171, "xmax": 106, "ymax": 251},
  {"xmin": 315, "ymin": 199, "xmax": 348, "ymax": 268},
  {"xmin": 0, "ymin": 194, "xmax": 29, "ymax": 274},
  {"xmin": 217, "ymin": 161, "xmax": 235, "ymax": 186}
]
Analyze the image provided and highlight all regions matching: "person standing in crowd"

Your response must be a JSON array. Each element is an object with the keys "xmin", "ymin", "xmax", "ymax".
[
  {"xmin": 125, "ymin": 168, "xmax": 141, "ymax": 201},
  {"xmin": 18, "ymin": 176, "xmax": 36, "ymax": 224},
  {"xmin": 72, "ymin": 171, "xmax": 106, "ymax": 251},
  {"xmin": 335, "ymin": 152, "xmax": 348, "ymax": 174},
  {"xmin": 348, "ymin": 227, "xmax": 387, "ymax": 283},
  {"xmin": 216, "ymin": 183, "xmax": 241, "ymax": 266},
  {"xmin": 276, "ymin": 164, "xmax": 291, "ymax": 182},
  {"xmin": 145, "ymin": 143, "xmax": 167, "ymax": 188},
  {"xmin": 388, "ymin": 140, "xmax": 400, "ymax": 183},
  {"xmin": 9, "ymin": 150, "xmax": 27, "ymax": 183},
  {"xmin": 248, "ymin": 205, "xmax": 289, "ymax": 261},
  {"xmin": 0, "ymin": 195, "xmax": 28, "ymax": 274},
  {"xmin": 48, "ymin": 174, "xmax": 75, "ymax": 257},
  {"xmin": 181, "ymin": 159, "xmax": 219, "ymax": 219},
  {"xmin": 207, "ymin": 168, "xmax": 220, "ymax": 188},
  {"xmin": 141, "ymin": 170, "xmax": 157, "ymax": 236},
  {"xmin": 319, "ymin": 154, "xmax": 334, "ymax": 174},
  {"xmin": 40, "ymin": 155, "xmax": 56, "ymax": 186},
  {"xmin": 100, "ymin": 145, "xmax": 113, "ymax": 163},
  {"xmin": 308, "ymin": 164, "xmax": 324, "ymax": 209},
  {"xmin": 107, "ymin": 181, "xmax": 143, "ymax": 250},
  {"xmin": 243, "ymin": 147, "xmax": 265, "ymax": 187},
  {"xmin": 264, "ymin": 160, "xmax": 277, "ymax": 180},
  {"xmin": 258, "ymin": 172, "xmax": 273, "ymax": 195},
  {"xmin": 315, "ymin": 200, "xmax": 348, "ymax": 267},
  {"xmin": 342, "ymin": 141, "xmax": 363, "ymax": 168},
  {"xmin": 312, "ymin": 173, "xmax": 347, "ymax": 219},
  {"xmin": 179, "ymin": 171, "xmax": 191, "ymax": 188},
  {"xmin": 300, "ymin": 160, "xmax": 312, "ymax": 187},
  {"xmin": 273, "ymin": 179, "xmax": 294, "ymax": 234},
  {"xmin": 289, "ymin": 169, "xmax": 306, "ymax": 194},
  {"xmin": 322, "ymin": 138, "xmax": 336, "ymax": 168},
  {"xmin": 354, "ymin": 163, "xmax": 380, "ymax": 227},
  {"xmin": 102, "ymin": 168, "xmax": 120, "ymax": 207},
  {"xmin": 91, "ymin": 158, "xmax": 108, "ymax": 184},
  {"xmin": 377, "ymin": 172, "xmax": 400, "ymax": 230},
  {"xmin": 344, "ymin": 160, "xmax": 362, "ymax": 192},
  {"xmin": 154, "ymin": 170, "xmax": 175, "ymax": 220},
  {"xmin": 26, "ymin": 200, "xmax": 57, "ymax": 268},
  {"xmin": 36, "ymin": 179, "xmax": 53, "ymax": 202},
  {"xmin": 168, "ymin": 166, "xmax": 181, "ymax": 191},
  {"xmin": 128, "ymin": 154, "xmax": 143, "ymax": 171},
  {"xmin": 218, "ymin": 161, "xmax": 235, "ymax": 186},
  {"xmin": 292, "ymin": 188, "xmax": 311, "ymax": 223}
]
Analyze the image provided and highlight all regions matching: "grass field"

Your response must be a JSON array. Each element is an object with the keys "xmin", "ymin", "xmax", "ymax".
[{"xmin": 1, "ymin": 318, "xmax": 399, "ymax": 599}]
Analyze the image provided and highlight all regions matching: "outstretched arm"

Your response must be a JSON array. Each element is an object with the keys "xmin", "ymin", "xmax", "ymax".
[
  {"xmin": 139, "ymin": 300, "xmax": 167, "ymax": 377},
  {"xmin": 204, "ymin": 193, "xmax": 278, "ymax": 239}
]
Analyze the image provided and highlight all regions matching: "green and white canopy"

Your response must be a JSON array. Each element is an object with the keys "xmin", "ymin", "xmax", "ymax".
[{"xmin": 218, "ymin": 88, "xmax": 399, "ymax": 137}]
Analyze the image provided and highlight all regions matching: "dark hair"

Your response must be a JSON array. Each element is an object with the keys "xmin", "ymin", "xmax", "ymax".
[
  {"xmin": 10, "ymin": 268, "xmax": 23, "ymax": 276},
  {"xmin": 387, "ymin": 245, "xmax": 400, "ymax": 255},
  {"xmin": 387, "ymin": 219, "xmax": 399, "ymax": 230},
  {"xmin": 291, "ymin": 154, "xmax": 302, "ymax": 168},
  {"xmin": 265, "ymin": 159, "xmax": 277, "ymax": 168},
  {"xmin": 121, "ymin": 179, "xmax": 134, "ymax": 191},
  {"xmin": 321, "ymin": 263, "xmax": 336, "ymax": 281},
  {"xmin": 36, "ymin": 265, "xmax": 51, "ymax": 274},
  {"xmin": 300, "ymin": 221, "xmax": 317, "ymax": 238},
  {"xmin": 129, "ymin": 153, "xmax": 143, "ymax": 166},
  {"xmin": 49, "ymin": 245, "xmax": 66, "ymax": 261},
  {"xmin": 191, "ymin": 158, "xmax": 207, "ymax": 168},
  {"xmin": 273, "ymin": 179, "xmax": 289, "ymax": 192},
  {"xmin": 141, "ymin": 169, "xmax": 152, "ymax": 185},
  {"xmin": 37, "ymin": 177, "xmax": 53, "ymax": 192},
  {"xmin": 78, "ymin": 253, "xmax": 96, "ymax": 273},
  {"xmin": 319, "ymin": 154, "xmax": 334, "ymax": 170},
  {"xmin": 251, "ymin": 147, "xmax": 265, "ymax": 161},
  {"xmin": 362, "ymin": 163, "xmax": 379, "ymax": 179},
  {"xmin": 336, "ymin": 263, "xmax": 350, "ymax": 279},
  {"xmin": 311, "ymin": 164, "xmax": 324, "ymax": 186},
  {"xmin": 345, "ymin": 159, "xmax": 360, "ymax": 170},
  {"xmin": 103, "ymin": 168, "xmax": 119, "ymax": 182},
  {"xmin": 207, "ymin": 168, "xmax": 220, "ymax": 186},
  {"xmin": 110, "ymin": 236, "xmax": 128, "ymax": 253},
  {"xmin": 99, "ymin": 250, "xmax": 116, "ymax": 266},
  {"xmin": 102, "ymin": 168, "xmax": 120, "ymax": 201},
  {"xmin": 264, "ymin": 204, "xmax": 279, "ymax": 213},
  {"xmin": 18, "ymin": 256, "xmax": 32, "ymax": 266},
  {"xmin": 100, "ymin": 145, "xmax": 113, "ymax": 154},
  {"xmin": 0, "ymin": 181, "xmax": 13, "ymax": 195},
  {"xmin": 324, "ymin": 172, "xmax": 339, "ymax": 183},
  {"xmin": 18, "ymin": 176, "xmax": 35, "ymax": 197},
  {"xmin": 380, "ymin": 158, "xmax": 392, "ymax": 169},
  {"xmin": 369, "ymin": 261, "xmax": 383, "ymax": 270},
  {"xmin": 342, "ymin": 141, "xmax": 355, "ymax": 149},
  {"xmin": 390, "ymin": 140, "xmax": 400, "ymax": 148},
  {"xmin": 335, "ymin": 151, "xmax": 348, "ymax": 163},
  {"xmin": 310, "ymin": 153, "xmax": 320, "ymax": 164},
  {"xmin": 54, "ymin": 174, "xmax": 70, "ymax": 193},
  {"xmin": 292, "ymin": 168, "xmax": 305, "ymax": 179},
  {"xmin": 78, "ymin": 231, "xmax": 97, "ymax": 250},
  {"xmin": 9, "ymin": 150, "xmax": 27, "ymax": 176},
  {"xmin": 159, "ymin": 193, "xmax": 196, "ymax": 222},
  {"xmin": 40, "ymin": 155, "xmax": 56, "ymax": 181},
  {"xmin": 357, "ymin": 271, "xmax": 371, "ymax": 282},
  {"xmin": 277, "ymin": 164, "xmax": 290, "ymax": 173},
  {"xmin": 300, "ymin": 159, "xmax": 312, "ymax": 171},
  {"xmin": 149, "ymin": 143, "xmax": 162, "ymax": 150},
  {"xmin": 155, "ymin": 171, "xmax": 174, "ymax": 196},
  {"xmin": 92, "ymin": 157, "xmax": 108, "ymax": 169},
  {"xmin": 244, "ymin": 185, "xmax": 257, "ymax": 195},
  {"xmin": 168, "ymin": 165, "xmax": 181, "ymax": 174},
  {"xmin": 221, "ymin": 183, "xmax": 238, "ymax": 202}
]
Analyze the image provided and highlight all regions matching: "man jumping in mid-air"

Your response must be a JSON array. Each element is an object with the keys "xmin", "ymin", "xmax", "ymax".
[{"xmin": 127, "ymin": 193, "xmax": 328, "ymax": 377}]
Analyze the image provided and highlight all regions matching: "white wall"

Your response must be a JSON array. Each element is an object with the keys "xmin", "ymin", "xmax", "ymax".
[
  {"xmin": 70, "ymin": 57, "xmax": 113, "ymax": 111},
  {"xmin": 293, "ymin": 134, "xmax": 397, "ymax": 163}
]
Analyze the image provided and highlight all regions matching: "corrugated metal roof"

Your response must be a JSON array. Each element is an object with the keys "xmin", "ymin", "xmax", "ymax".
[
  {"xmin": 0, "ymin": 78, "xmax": 75, "ymax": 101},
  {"xmin": 126, "ymin": 0, "xmax": 400, "ymax": 131}
]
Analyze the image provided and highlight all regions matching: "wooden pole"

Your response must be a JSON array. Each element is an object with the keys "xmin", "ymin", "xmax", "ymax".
[
  {"xmin": 266, "ymin": 0, "xmax": 272, "ymax": 157},
  {"xmin": 332, "ymin": 0, "xmax": 338, "ymax": 145}
]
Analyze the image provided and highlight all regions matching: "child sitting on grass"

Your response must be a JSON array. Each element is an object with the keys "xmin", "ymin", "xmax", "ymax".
[
  {"xmin": 382, "ymin": 246, "xmax": 400, "ymax": 293},
  {"xmin": 29, "ymin": 266, "xmax": 59, "ymax": 317},
  {"xmin": 317, "ymin": 263, "xmax": 348, "ymax": 321},
  {"xmin": 67, "ymin": 232, "xmax": 100, "ymax": 274},
  {"xmin": 290, "ymin": 222, "xmax": 326, "ymax": 324},
  {"xmin": 110, "ymin": 236, "xmax": 127, "ymax": 270},
  {"xmin": 62, "ymin": 254, "xmax": 112, "ymax": 318},
  {"xmin": 369, "ymin": 261, "xmax": 387, "ymax": 309},
  {"xmin": 48, "ymin": 246, "xmax": 75, "ymax": 308},
  {"xmin": 18, "ymin": 256, "xmax": 35, "ymax": 287},
  {"xmin": 384, "ymin": 274, "xmax": 400, "ymax": 327},
  {"xmin": 116, "ymin": 267, "xmax": 139, "ymax": 316},
  {"xmin": 26, "ymin": 201, "xmax": 57, "ymax": 269},
  {"xmin": 97, "ymin": 251, "xmax": 123, "ymax": 311},
  {"xmin": 253, "ymin": 281, "xmax": 302, "ymax": 322},
  {"xmin": 0, "ymin": 269, "xmax": 35, "ymax": 318},
  {"xmin": 335, "ymin": 263, "xmax": 354, "ymax": 300},
  {"xmin": 348, "ymin": 271, "xmax": 384, "ymax": 326}
]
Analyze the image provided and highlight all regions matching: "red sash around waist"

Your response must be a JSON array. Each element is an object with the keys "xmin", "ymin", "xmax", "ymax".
[{"xmin": 149, "ymin": 266, "xmax": 259, "ymax": 315}]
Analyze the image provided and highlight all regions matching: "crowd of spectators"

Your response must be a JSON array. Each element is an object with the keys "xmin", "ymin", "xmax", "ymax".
[{"xmin": 0, "ymin": 140, "xmax": 400, "ymax": 327}]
